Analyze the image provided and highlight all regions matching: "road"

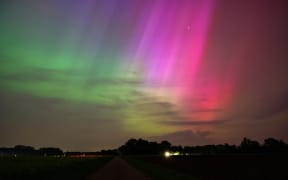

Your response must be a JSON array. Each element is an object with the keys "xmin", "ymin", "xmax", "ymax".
[{"xmin": 86, "ymin": 157, "xmax": 151, "ymax": 180}]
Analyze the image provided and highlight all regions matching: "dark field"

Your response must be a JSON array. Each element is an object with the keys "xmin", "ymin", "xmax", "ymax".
[
  {"xmin": 1, "ymin": 155, "xmax": 287, "ymax": 180},
  {"xmin": 128, "ymin": 155, "xmax": 288, "ymax": 180},
  {"xmin": 0, "ymin": 156, "xmax": 111, "ymax": 180},
  {"xmin": 126, "ymin": 157, "xmax": 197, "ymax": 180}
]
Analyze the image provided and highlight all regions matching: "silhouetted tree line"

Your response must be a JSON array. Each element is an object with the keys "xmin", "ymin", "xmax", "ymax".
[
  {"xmin": 0, "ymin": 145, "xmax": 63, "ymax": 156},
  {"xmin": 65, "ymin": 150, "xmax": 118, "ymax": 156},
  {"xmin": 1, "ymin": 137, "xmax": 287, "ymax": 156},
  {"xmin": 117, "ymin": 137, "xmax": 288, "ymax": 155},
  {"xmin": 118, "ymin": 139, "xmax": 171, "ymax": 155}
]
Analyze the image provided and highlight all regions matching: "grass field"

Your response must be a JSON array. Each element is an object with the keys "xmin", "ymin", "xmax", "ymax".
[
  {"xmin": 126, "ymin": 155, "xmax": 288, "ymax": 180},
  {"xmin": 125, "ymin": 156, "xmax": 198, "ymax": 180},
  {"xmin": 0, "ymin": 156, "xmax": 111, "ymax": 180}
]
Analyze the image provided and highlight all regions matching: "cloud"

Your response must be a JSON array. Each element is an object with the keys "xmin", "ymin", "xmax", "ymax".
[
  {"xmin": 136, "ymin": 101, "xmax": 175, "ymax": 109},
  {"xmin": 129, "ymin": 101, "xmax": 178, "ymax": 118},
  {"xmin": 188, "ymin": 108, "xmax": 222, "ymax": 113},
  {"xmin": 150, "ymin": 110, "xmax": 180, "ymax": 118},
  {"xmin": 147, "ymin": 130, "xmax": 212, "ymax": 146},
  {"xmin": 160, "ymin": 120, "xmax": 228, "ymax": 126},
  {"xmin": 0, "ymin": 67, "xmax": 142, "ymax": 86},
  {"xmin": 0, "ymin": 91, "xmax": 126, "ymax": 150},
  {"xmin": 255, "ymin": 93, "xmax": 288, "ymax": 119}
]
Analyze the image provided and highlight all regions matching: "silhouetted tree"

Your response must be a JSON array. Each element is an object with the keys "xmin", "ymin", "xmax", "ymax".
[
  {"xmin": 263, "ymin": 138, "xmax": 287, "ymax": 153},
  {"xmin": 39, "ymin": 147, "xmax": 63, "ymax": 156},
  {"xmin": 118, "ymin": 139, "xmax": 172, "ymax": 155},
  {"xmin": 14, "ymin": 145, "xmax": 37, "ymax": 155},
  {"xmin": 159, "ymin": 140, "xmax": 171, "ymax": 153},
  {"xmin": 240, "ymin": 138, "xmax": 261, "ymax": 153},
  {"xmin": 170, "ymin": 145, "xmax": 183, "ymax": 153},
  {"xmin": 100, "ymin": 149, "xmax": 118, "ymax": 155}
]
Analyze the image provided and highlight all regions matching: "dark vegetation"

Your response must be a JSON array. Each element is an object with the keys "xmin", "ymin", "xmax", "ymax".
[
  {"xmin": 1, "ymin": 137, "xmax": 287, "ymax": 180},
  {"xmin": 0, "ymin": 156, "xmax": 111, "ymax": 180},
  {"xmin": 0, "ymin": 145, "xmax": 63, "ymax": 156},
  {"xmin": 118, "ymin": 137, "xmax": 288, "ymax": 155},
  {"xmin": 1, "ymin": 137, "xmax": 287, "ymax": 156},
  {"xmin": 118, "ymin": 137, "xmax": 288, "ymax": 180},
  {"xmin": 129, "ymin": 155, "xmax": 288, "ymax": 180},
  {"xmin": 125, "ymin": 157, "xmax": 197, "ymax": 180}
]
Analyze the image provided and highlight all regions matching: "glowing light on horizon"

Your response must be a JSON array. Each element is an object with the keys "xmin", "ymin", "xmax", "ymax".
[
  {"xmin": 164, "ymin": 151, "xmax": 180, "ymax": 157},
  {"xmin": 164, "ymin": 151, "xmax": 171, "ymax": 157}
]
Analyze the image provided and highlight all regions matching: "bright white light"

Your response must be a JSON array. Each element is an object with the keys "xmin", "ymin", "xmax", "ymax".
[{"xmin": 164, "ymin": 151, "xmax": 171, "ymax": 157}]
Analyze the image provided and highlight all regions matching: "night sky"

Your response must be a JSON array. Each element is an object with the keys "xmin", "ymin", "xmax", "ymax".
[{"xmin": 1, "ymin": 0, "xmax": 288, "ymax": 151}]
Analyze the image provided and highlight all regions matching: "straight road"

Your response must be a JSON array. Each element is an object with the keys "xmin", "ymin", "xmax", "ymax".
[{"xmin": 86, "ymin": 157, "xmax": 151, "ymax": 180}]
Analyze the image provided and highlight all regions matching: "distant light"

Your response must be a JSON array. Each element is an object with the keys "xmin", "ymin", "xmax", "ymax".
[
  {"xmin": 173, "ymin": 152, "xmax": 180, "ymax": 156},
  {"xmin": 164, "ymin": 151, "xmax": 171, "ymax": 157}
]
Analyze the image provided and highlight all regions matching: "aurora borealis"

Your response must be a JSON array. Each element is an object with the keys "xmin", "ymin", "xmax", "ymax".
[{"xmin": 1, "ymin": 0, "xmax": 288, "ymax": 151}]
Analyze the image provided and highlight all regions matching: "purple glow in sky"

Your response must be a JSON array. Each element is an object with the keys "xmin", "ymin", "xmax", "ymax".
[{"xmin": 0, "ymin": 0, "xmax": 288, "ymax": 151}]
